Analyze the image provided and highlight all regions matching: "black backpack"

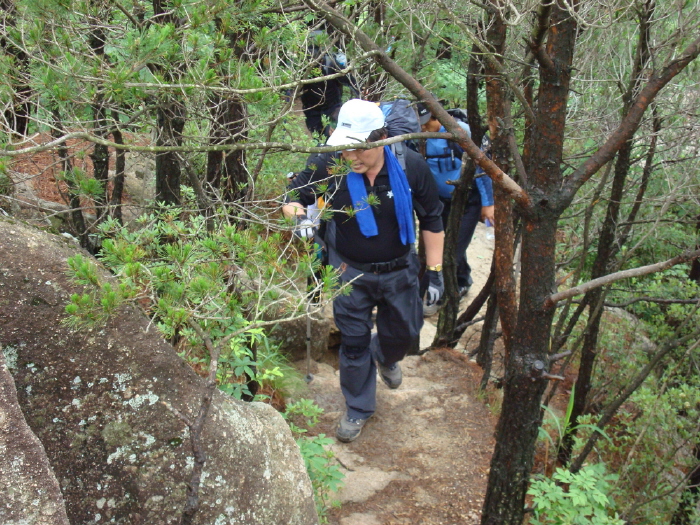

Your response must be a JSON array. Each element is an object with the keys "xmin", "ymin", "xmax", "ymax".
[
  {"xmin": 446, "ymin": 107, "xmax": 468, "ymax": 124},
  {"xmin": 446, "ymin": 108, "xmax": 469, "ymax": 156},
  {"xmin": 306, "ymin": 30, "xmax": 342, "ymax": 76}
]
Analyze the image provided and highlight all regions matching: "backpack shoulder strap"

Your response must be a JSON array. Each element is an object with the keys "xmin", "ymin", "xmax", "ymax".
[{"xmin": 390, "ymin": 141, "xmax": 407, "ymax": 171}]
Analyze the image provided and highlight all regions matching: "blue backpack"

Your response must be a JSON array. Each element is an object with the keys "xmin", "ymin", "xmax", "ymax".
[
  {"xmin": 379, "ymin": 99, "xmax": 421, "ymax": 153},
  {"xmin": 425, "ymin": 118, "xmax": 471, "ymax": 199}
]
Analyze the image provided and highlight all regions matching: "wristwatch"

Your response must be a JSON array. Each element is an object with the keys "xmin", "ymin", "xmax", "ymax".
[{"xmin": 426, "ymin": 264, "xmax": 443, "ymax": 272}]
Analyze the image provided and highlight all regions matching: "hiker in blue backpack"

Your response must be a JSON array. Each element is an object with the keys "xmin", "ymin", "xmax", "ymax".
[
  {"xmin": 416, "ymin": 103, "xmax": 494, "ymax": 315},
  {"xmin": 283, "ymin": 99, "xmax": 445, "ymax": 442}
]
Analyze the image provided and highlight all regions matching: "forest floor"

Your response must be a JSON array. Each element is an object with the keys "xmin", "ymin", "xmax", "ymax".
[{"xmin": 301, "ymin": 227, "xmax": 502, "ymax": 525}]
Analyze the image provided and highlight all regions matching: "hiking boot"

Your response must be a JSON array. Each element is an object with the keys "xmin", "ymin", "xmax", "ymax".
[
  {"xmin": 378, "ymin": 362, "xmax": 402, "ymax": 389},
  {"xmin": 336, "ymin": 413, "xmax": 369, "ymax": 443},
  {"xmin": 459, "ymin": 285, "xmax": 470, "ymax": 298}
]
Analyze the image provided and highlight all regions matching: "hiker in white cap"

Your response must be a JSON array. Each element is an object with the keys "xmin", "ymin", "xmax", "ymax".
[{"xmin": 283, "ymin": 99, "xmax": 445, "ymax": 442}]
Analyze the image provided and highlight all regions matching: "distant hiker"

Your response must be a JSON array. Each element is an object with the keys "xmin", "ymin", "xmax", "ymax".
[
  {"xmin": 301, "ymin": 30, "xmax": 357, "ymax": 137},
  {"xmin": 416, "ymin": 103, "xmax": 494, "ymax": 315},
  {"xmin": 283, "ymin": 99, "xmax": 445, "ymax": 443}
]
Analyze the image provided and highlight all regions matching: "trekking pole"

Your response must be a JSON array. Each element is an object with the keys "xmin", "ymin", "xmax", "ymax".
[
  {"xmin": 305, "ymin": 275, "xmax": 315, "ymax": 383},
  {"xmin": 305, "ymin": 311, "xmax": 313, "ymax": 383}
]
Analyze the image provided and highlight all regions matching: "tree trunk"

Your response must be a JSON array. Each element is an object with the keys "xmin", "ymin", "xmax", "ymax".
[
  {"xmin": 477, "ymin": 291, "xmax": 499, "ymax": 391},
  {"xmin": 155, "ymin": 100, "xmax": 186, "ymax": 206},
  {"xmin": 206, "ymin": 94, "xmax": 248, "ymax": 204},
  {"xmin": 484, "ymin": 5, "xmax": 516, "ymax": 352},
  {"xmin": 109, "ymin": 116, "xmax": 126, "ymax": 224},
  {"xmin": 88, "ymin": 18, "xmax": 110, "ymax": 224},
  {"xmin": 481, "ymin": 1, "xmax": 577, "ymax": 522},
  {"xmin": 482, "ymin": 220, "xmax": 559, "ymax": 525},
  {"xmin": 466, "ymin": 42, "xmax": 485, "ymax": 146},
  {"xmin": 51, "ymin": 109, "xmax": 91, "ymax": 251},
  {"xmin": 433, "ymin": 158, "xmax": 475, "ymax": 345},
  {"xmin": 429, "ymin": 43, "xmax": 488, "ymax": 349},
  {"xmin": 153, "ymin": 0, "xmax": 185, "ymax": 207}
]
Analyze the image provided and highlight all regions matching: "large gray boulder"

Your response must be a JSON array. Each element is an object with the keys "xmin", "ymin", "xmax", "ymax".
[
  {"xmin": 0, "ymin": 219, "xmax": 318, "ymax": 525},
  {"xmin": 0, "ymin": 346, "xmax": 70, "ymax": 525}
]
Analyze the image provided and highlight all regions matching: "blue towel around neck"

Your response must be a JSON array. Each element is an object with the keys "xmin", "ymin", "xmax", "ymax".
[{"xmin": 346, "ymin": 146, "xmax": 415, "ymax": 245}]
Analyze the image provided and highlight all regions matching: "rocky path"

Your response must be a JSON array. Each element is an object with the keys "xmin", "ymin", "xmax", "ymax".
[{"xmin": 302, "ymin": 223, "xmax": 498, "ymax": 525}]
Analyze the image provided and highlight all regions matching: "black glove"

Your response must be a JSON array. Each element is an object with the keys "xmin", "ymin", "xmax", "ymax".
[
  {"xmin": 293, "ymin": 214, "xmax": 315, "ymax": 240},
  {"xmin": 425, "ymin": 269, "xmax": 444, "ymax": 306}
]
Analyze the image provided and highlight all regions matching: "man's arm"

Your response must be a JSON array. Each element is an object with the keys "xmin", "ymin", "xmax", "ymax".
[
  {"xmin": 481, "ymin": 205, "xmax": 495, "ymax": 224},
  {"xmin": 422, "ymin": 230, "xmax": 444, "ymax": 268},
  {"xmin": 475, "ymin": 175, "xmax": 495, "ymax": 223},
  {"xmin": 282, "ymin": 152, "xmax": 335, "ymax": 219},
  {"xmin": 422, "ymin": 229, "xmax": 445, "ymax": 307}
]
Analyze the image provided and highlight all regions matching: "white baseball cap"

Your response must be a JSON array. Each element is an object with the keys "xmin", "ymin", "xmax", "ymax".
[{"xmin": 326, "ymin": 99, "xmax": 386, "ymax": 147}]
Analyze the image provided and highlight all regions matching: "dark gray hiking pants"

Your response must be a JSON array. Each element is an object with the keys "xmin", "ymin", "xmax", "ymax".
[{"xmin": 330, "ymin": 248, "xmax": 423, "ymax": 419}]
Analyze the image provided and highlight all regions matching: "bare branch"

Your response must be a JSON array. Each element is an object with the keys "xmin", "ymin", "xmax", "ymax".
[
  {"xmin": 603, "ymin": 297, "xmax": 700, "ymax": 308},
  {"xmin": 529, "ymin": 42, "xmax": 555, "ymax": 71},
  {"xmin": 504, "ymin": 111, "xmax": 527, "ymax": 185},
  {"xmin": 0, "ymin": 130, "xmax": 463, "ymax": 157},
  {"xmin": 178, "ymin": 318, "xmax": 222, "ymax": 525},
  {"xmin": 562, "ymin": 33, "xmax": 700, "ymax": 200},
  {"xmin": 111, "ymin": 0, "xmax": 142, "ymax": 29},
  {"xmin": 545, "ymin": 249, "xmax": 700, "ymax": 308},
  {"xmin": 548, "ymin": 350, "xmax": 571, "ymax": 363},
  {"xmin": 437, "ymin": 0, "xmax": 537, "ymax": 123}
]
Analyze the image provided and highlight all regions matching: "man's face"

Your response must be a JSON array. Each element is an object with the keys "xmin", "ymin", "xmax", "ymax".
[
  {"xmin": 421, "ymin": 117, "xmax": 441, "ymax": 133},
  {"xmin": 341, "ymin": 144, "xmax": 385, "ymax": 174}
]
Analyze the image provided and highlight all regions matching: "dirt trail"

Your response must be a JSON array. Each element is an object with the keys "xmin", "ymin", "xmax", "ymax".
[{"xmin": 303, "ymin": 224, "xmax": 498, "ymax": 525}]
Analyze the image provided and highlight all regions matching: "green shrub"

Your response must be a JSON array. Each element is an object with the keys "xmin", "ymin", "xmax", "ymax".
[
  {"xmin": 528, "ymin": 464, "xmax": 624, "ymax": 525},
  {"xmin": 0, "ymin": 159, "xmax": 11, "ymax": 196},
  {"xmin": 284, "ymin": 399, "xmax": 344, "ymax": 523}
]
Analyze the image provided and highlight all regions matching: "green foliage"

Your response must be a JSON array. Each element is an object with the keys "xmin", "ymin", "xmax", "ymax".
[
  {"xmin": 284, "ymin": 399, "xmax": 345, "ymax": 522},
  {"xmin": 528, "ymin": 464, "xmax": 624, "ymax": 525},
  {"xmin": 549, "ymin": 271, "xmax": 700, "ymax": 523},
  {"xmin": 0, "ymin": 157, "xmax": 12, "ymax": 196},
  {"xmin": 58, "ymin": 167, "xmax": 104, "ymax": 199},
  {"xmin": 539, "ymin": 389, "xmax": 612, "ymax": 469},
  {"xmin": 215, "ymin": 330, "xmax": 285, "ymax": 400},
  {"xmin": 64, "ymin": 206, "xmax": 341, "ymax": 399},
  {"xmin": 624, "ymin": 268, "xmax": 700, "ymax": 341},
  {"xmin": 584, "ymin": 377, "xmax": 700, "ymax": 524},
  {"xmin": 542, "ymin": 385, "xmax": 577, "ymax": 447}
]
